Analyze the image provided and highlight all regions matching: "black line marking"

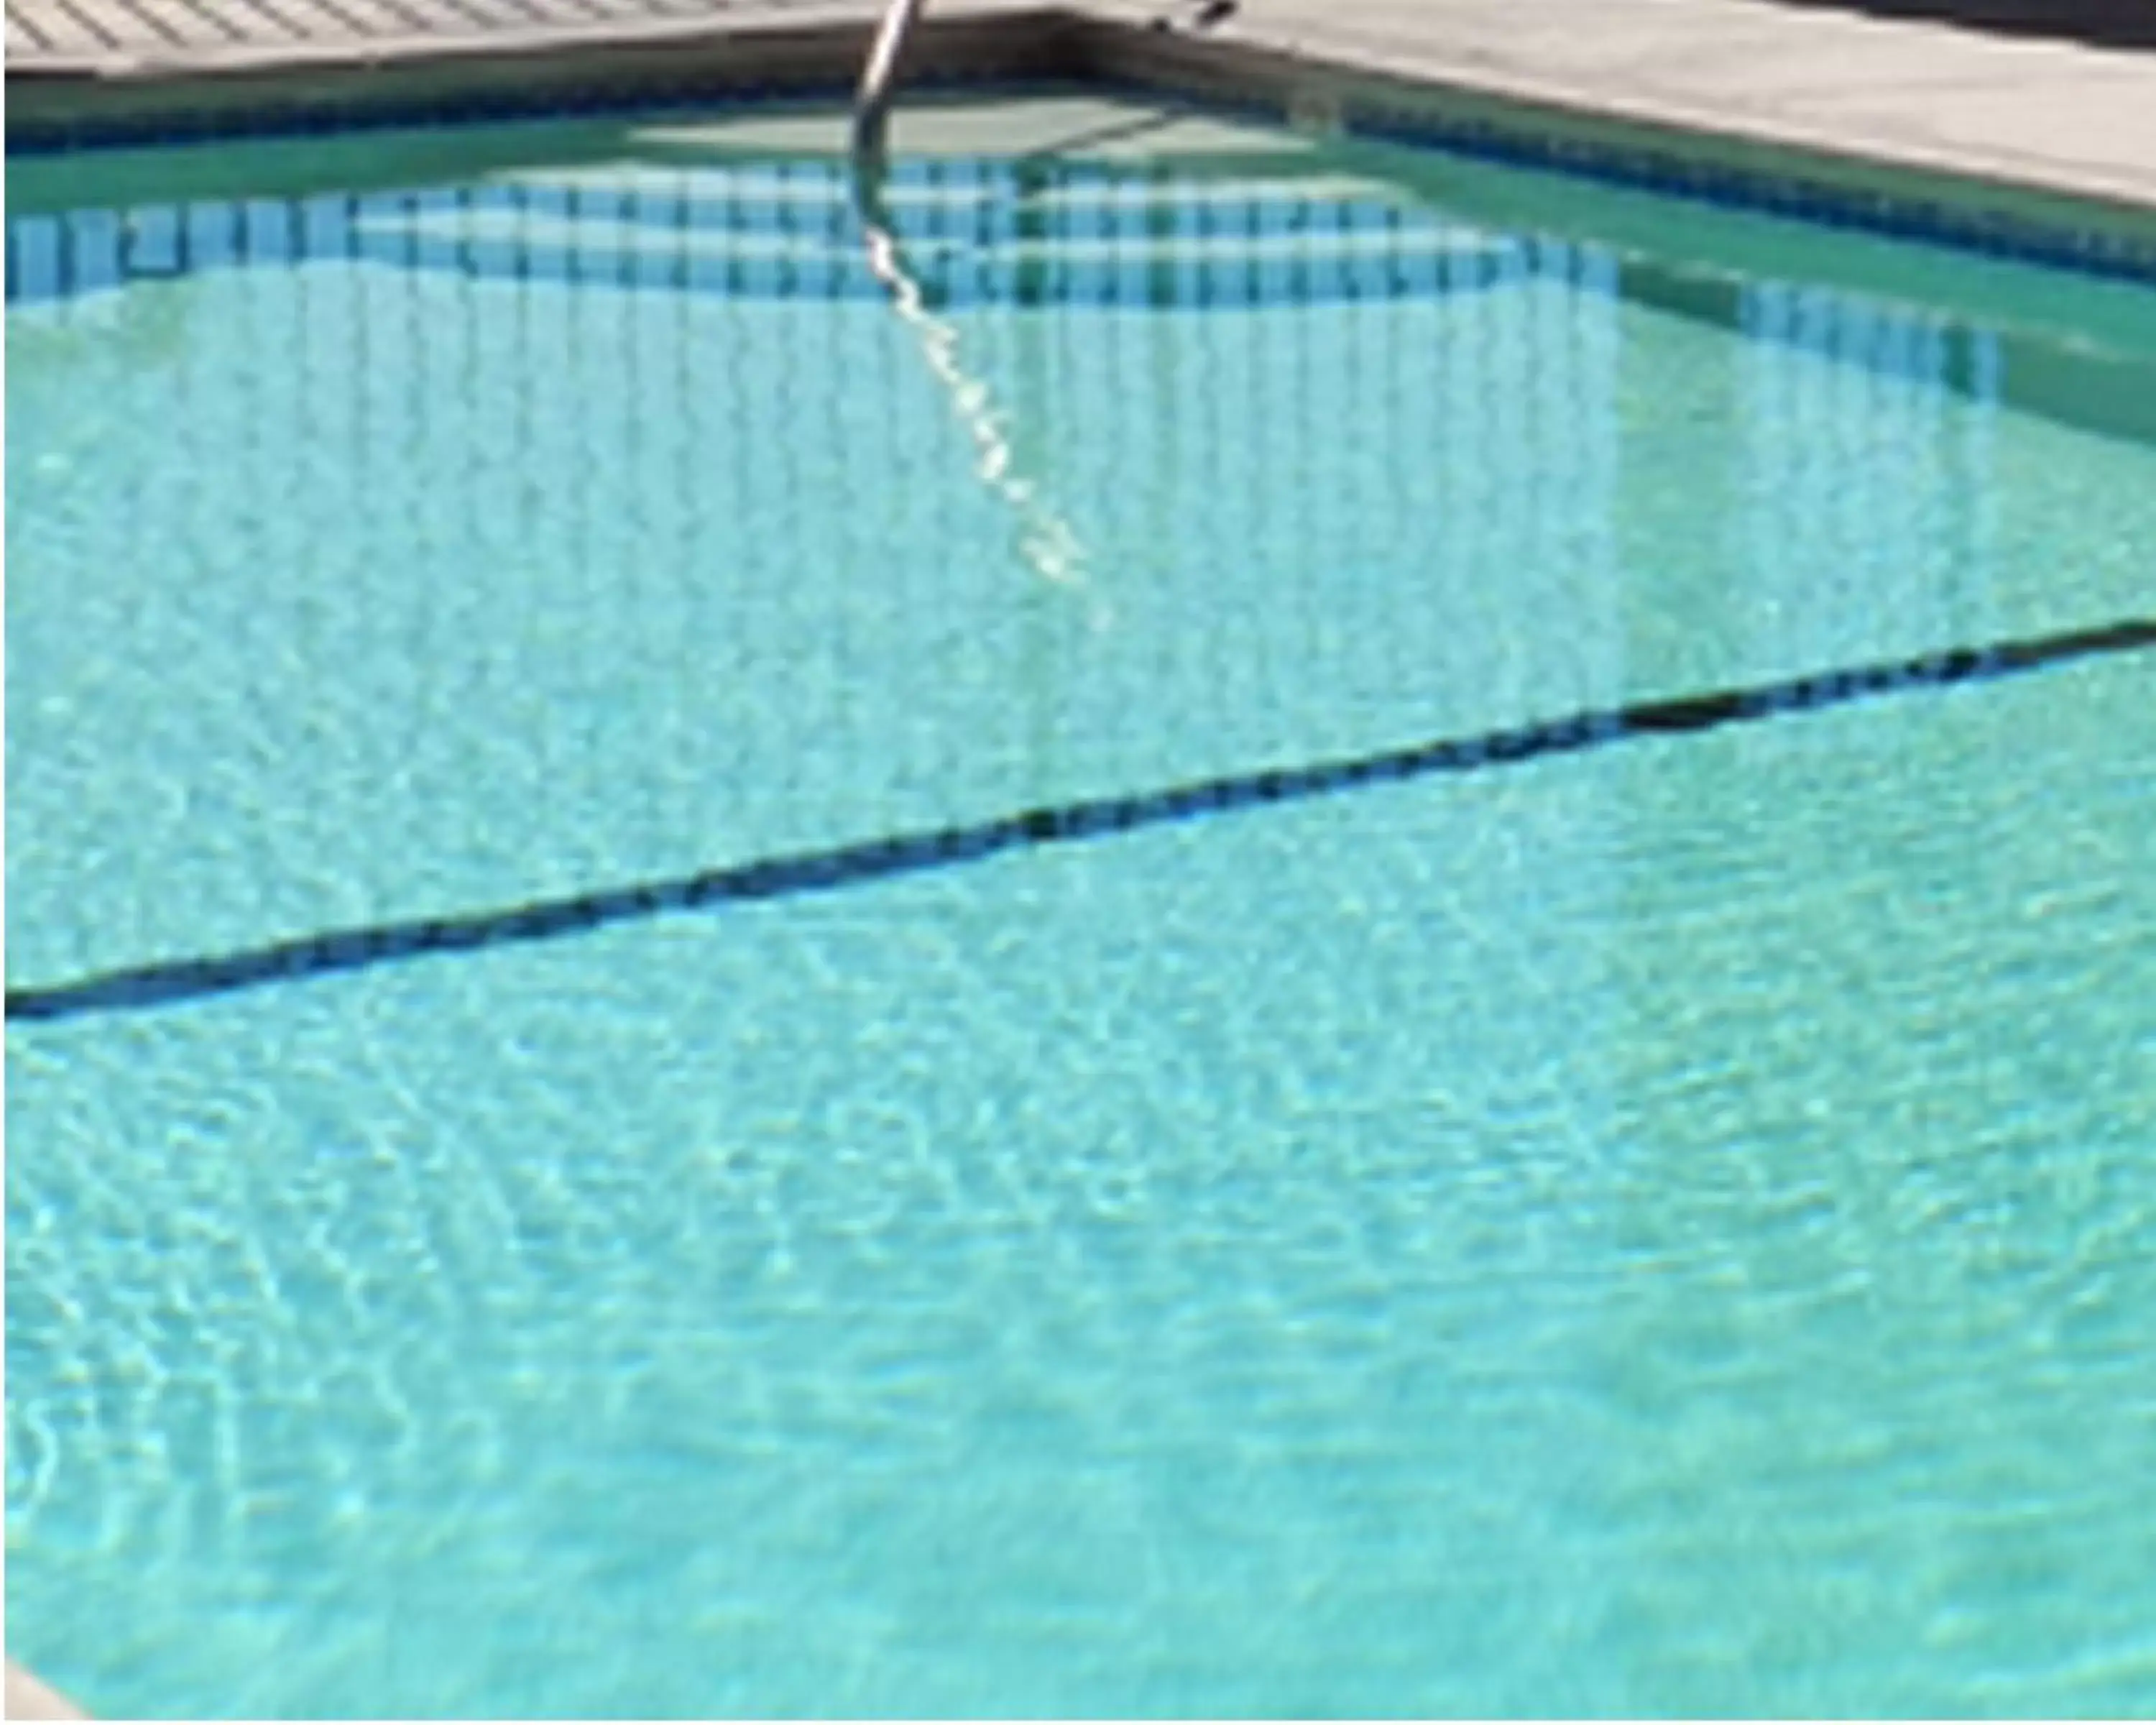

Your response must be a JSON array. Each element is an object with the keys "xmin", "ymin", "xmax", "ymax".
[{"xmin": 7, "ymin": 615, "xmax": 2151, "ymax": 1027}]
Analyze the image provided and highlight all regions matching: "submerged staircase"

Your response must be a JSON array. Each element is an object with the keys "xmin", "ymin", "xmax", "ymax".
[{"xmin": 11, "ymin": 154, "xmax": 1531, "ymax": 309}]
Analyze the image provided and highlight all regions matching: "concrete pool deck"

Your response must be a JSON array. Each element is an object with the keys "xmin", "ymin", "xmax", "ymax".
[
  {"xmin": 1095, "ymin": 0, "xmax": 2156, "ymax": 216},
  {"xmin": 5, "ymin": 1660, "xmax": 86, "ymax": 1721},
  {"xmin": 7, "ymin": 0, "xmax": 2156, "ymax": 219}
]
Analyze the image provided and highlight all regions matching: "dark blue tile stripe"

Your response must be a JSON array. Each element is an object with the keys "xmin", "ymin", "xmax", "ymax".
[
  {"xmin": 1125, "ymin": 80, "xmax": 2156, "ymax": 286},
  {"xmin": 9, "ymin": 615, "xmax": 2150, "ymax": 1028},
  {"xmin": 2, "ymin": 73, "xmax": 873, "ymax": 155}
]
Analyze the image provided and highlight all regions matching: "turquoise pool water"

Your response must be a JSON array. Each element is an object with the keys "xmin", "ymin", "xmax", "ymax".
[{"xmin": 8, "ymin": 95, "xmax": 2155, "ymax": 1717}]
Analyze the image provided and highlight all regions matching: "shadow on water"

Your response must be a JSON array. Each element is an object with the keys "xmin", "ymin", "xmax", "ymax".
[{"xmin": 1739, "ymin": 0, "xmax": 2156, "ymax": 48}]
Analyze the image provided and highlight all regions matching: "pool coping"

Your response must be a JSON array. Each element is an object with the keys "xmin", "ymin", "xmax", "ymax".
[
  {"xmin": 4, "ymin": 1660, "xmax": 87, "ymax": 1721},
  {"xmin": 9, "ymin": 1, "xmax": 2156, "ymax": 281},
  {"xmin": 1, "ymin": 8, "xmax": 1084, "ymax": 146}
]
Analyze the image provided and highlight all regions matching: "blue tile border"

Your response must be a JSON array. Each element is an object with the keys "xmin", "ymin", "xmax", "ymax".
[
  {"xmin": 1, "ymin": 66, "xmax": 1045, "ymax": 157},
  {"xmin": 1108, "ymin": 68, "xmax": 2156, "ymax": 288},
  {"xmin": 1338, "ymin": 100, "xmax": 2156, "ymax": 288}
]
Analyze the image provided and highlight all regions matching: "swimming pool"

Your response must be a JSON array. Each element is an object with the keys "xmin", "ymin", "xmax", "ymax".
[{"xmin": 7, "ymin": 90, "xmax": 2155, "ymax": 1716}]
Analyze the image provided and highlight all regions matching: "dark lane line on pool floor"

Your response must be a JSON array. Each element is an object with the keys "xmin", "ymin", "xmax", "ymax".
[{"xmin": 8, "ymin": 615, "xmax": 2152, "ymax": 1027}]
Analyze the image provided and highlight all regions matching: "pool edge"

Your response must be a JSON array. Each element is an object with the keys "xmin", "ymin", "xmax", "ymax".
[
  {"xmin": 1, "ymin": 9, "xmax": 1080, "ymax": 147},
  {"xmin": 4, "ymin": 1661, "xmax": 88, "ymax": 1722},
  {"xmin": 1074, "ymin": 13, "xmax": 2156, "ymax": 283},
  {"xmin": 10, "ymin": 4, "xmax": 2156, "ymax": 285}
]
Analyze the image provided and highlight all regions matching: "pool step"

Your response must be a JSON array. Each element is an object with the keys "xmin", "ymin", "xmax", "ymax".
[
  {"xmin": 7, "ymin": 160, "xmax": 1575, "ymax": 310},
  {"xmin": 353, "ymin": 160, "xmax": 1539, "ymax": 307}
]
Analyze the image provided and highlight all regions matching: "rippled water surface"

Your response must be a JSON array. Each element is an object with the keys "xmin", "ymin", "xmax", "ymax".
[{"xmin": 9, "ymin": 95, "xmax": 2156, "ymax": 1717}]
